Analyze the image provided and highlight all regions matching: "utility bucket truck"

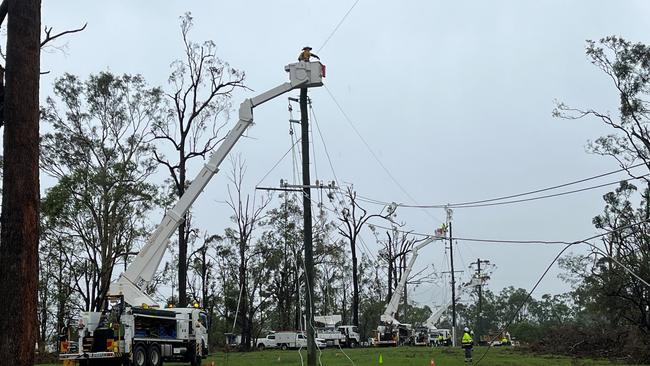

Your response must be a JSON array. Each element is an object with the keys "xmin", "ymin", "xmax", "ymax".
[
  {"xmin": 374, "ymin": 235, "xmax": 443, "ymax": 347},
  {"xmin": 58, "ymin": 61, "xmax": 325, "ymax": 366},
  {"xmin": 313, "ymin": 315, "xmax": 360, "ymax": 347},
  {"xmin": 412, "ymin": 276, "xmax": 483, "ymax": 346}
]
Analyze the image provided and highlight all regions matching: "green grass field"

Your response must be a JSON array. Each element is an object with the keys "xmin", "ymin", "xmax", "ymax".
[
  {"xmin": 43, "ymin": 347, "xmax": 645, "ymax": 366},
  {"xmin": 197, "ymin": 347, "xmax": 642, "ymax": 366}
]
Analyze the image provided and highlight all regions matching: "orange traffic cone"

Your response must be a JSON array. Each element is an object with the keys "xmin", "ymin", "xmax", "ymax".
[{"xmin": 430, "ymin": 359, "xmax": 436, "ymax": 366}]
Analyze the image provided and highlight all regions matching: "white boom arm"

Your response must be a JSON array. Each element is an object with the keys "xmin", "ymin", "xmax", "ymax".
[
  {"xmin": 424, "ymin": 276, "xmax": 483, "ymax": 329},
  {"xmin": 109, "ymin": 61, "xmax": 324, "ymax": 306},
  {"xmin": 380, "ymin": 236, "xmax": 441, "ymax": 324}
]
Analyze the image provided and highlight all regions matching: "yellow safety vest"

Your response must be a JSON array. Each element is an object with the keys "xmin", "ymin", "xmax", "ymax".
[{"xmin": 461, "ymin": 332, "xmax": 473, "ymax": 345}]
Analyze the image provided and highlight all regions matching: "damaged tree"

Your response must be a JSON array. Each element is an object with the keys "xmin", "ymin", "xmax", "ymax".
[{"xmin": 151, "ymin": 13, "xmax": 245, "ymax": 307}]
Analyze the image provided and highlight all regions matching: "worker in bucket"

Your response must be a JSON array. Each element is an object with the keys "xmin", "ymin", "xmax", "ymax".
[
  {"xmin": 298, "ymin": 46, "xmax": 320, "ymax": 62},
  {"xmin": 461, "ymin": 326, "xmax": 474, "ymax": 363}
]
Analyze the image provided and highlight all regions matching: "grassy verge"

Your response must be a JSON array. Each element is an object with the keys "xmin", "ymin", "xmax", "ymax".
[{"xmin": 42, "ymin": 346, "xmax": 644, "ymax": 366}]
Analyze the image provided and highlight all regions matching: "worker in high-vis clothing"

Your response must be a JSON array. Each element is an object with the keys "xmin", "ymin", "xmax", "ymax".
[
  {"xmin": 298, "ymin": 46, "xmax": 320, "ymax": 62},
  {"xmin": 461, "ymin": 327, "xmax": 474, "ymax": 363}
]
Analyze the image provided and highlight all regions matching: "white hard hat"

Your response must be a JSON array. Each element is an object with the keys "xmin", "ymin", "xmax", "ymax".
[{"xmin": 464, "ymin": 327, "xmax": 469, "ymax": 332}]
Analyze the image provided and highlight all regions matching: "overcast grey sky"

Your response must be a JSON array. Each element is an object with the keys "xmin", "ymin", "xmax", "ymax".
[{"xmin": 38, "ymin": 1, "xmax": 650, "ymax": 308}]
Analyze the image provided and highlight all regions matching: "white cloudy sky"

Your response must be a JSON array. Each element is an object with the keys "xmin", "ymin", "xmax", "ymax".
[{"xmin": 38, "ymin": 1, "xmax": 650, "ymax": 308}]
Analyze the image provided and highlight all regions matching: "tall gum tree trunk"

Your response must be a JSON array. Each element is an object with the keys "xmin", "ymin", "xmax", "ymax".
[{"xmin": 0, "ymin": 0, "xmax": 41, "ymax": 364}]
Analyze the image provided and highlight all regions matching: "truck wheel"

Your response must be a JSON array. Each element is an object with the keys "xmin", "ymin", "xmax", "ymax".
[
  {"xmin": 257, "ymin": 344, "xmax": 265, "ymax": 350},
  {"xmin": 133, "ymin": 344, "xmax": 147, "ymax": 366},
  {"xmin": 148, "ymin": 344, "xmax": 162, "ymax": 366},
  {"xmin": 281, "ymin": 344, "xmax": 288, "ymax": 351},
  {"xmin": 349, "ymin": 340, "xmax": 357, "ymax": 348}
]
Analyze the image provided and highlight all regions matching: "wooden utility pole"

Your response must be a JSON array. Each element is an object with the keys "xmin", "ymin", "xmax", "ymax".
[
  {"xmin": 300, "ymin": 88, "xmax": 317, "ymax": 366},
  {"xmin": 471, "ymin": 258, "xmax": 490, "ymax": 342},
  {"xmin": 447, "ymin": 208, "xmax": 458, "ymax": 346},
  {"xmin": 0, "ymin": 0, "xmax": 41, "ymax": 365}
]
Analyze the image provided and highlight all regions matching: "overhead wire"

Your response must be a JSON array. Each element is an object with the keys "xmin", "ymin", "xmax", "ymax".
[
  {"xmin": 366, "ymin": 220, "xmax": 584, "ymax": 244},
  {"xmin": 307, "ymin": 98, "xmax": 320, "ymax": 188},
  {"xmin": 323, "ymin": 85, "xmax": 445, "ymax": 224},
  {"xmin": 366, "ymin": 220, "xmax": 649, "ymax": 287},
  {"xmin": 309, "ymin": 99, "xmax": 341, "ymax": 185},
  {"xmin": 316, "ymin": 0, "xmax": 361, "ymax": 53},
  {"xmin": 254, "ymin": 138, "xmax": 302, "ymax": 188},
  {"xmin": 454, "ymin": 239, "xmax": 467, "ymax": 276},
  {"xmin": 453, "ymin": 162, "xmax": 646, "ymax": 206},
  {"xmin": 312, "ymin": 91, "xmax": 445, "ymax": 300},
  {"xmin": 351, "ymin": 165, "xmax": 648, "ymax": 209},
  {"xmin": 312, "ymin": 95, "xmax": 448, "ymax": 304},
  {"xmin": 458, "ymin": 238, "xmax": 479, "ymax": 265},
  {"xmin": 473, "ymin": 218, "xmax": 650, "ymax": 365},
  {"xmin": 310, "ymin": 100, "xmax": 394, "ymax": 282},
  {"xmin": 432, "ymin": 174, "xmax": 650, "ymax": 209}
]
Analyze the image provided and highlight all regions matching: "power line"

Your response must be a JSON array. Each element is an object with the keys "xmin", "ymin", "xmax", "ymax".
[
  {"xmin": 317, "ymin": 0, "xmax": 361, "ymax": 53},
  {"xmin": 449, "ymin": 162, "xmax": 645, "ymax": 207},
  {"xmin": 255, "ymin": 137, "xmax": 302, "ymax": 188},
  {"xmin": 309, "ymin": 101, "xmax": 403, "ymax": 281},
  {"xmin": 450, "ymin": 174, "xmax": 650, "ymax": 208},
  {"xmin": 473, "ymin": 218, "xmax": 650, "ymax": 365},
  {"xmin": 307, "ymin": 99, "xmax": 320, "ymax": 186},
  {"xmin": 366, "ymin": 221, "xmax": 607, "ymax": 245},
  {"xmin": 309, "ymin": 100, "xmax": 341, "ymax": 186},
  {"xmin": 369, "ymin": 218, "xmax": 650, "ymax": 287},
  {"xmin": 324, "ymin": 85, "xmax": 444, "ymax": 223},
  {"xmin": 323, "ymin": 85, "xmax": 416, "ymax": 203},
  {"xmin": 353, "ymin": 171, "xmax": 649, "ymax": 209}
]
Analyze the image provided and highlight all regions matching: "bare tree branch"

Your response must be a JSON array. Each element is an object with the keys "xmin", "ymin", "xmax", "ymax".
[{"xmin": 41, "ymin": 23, "xmax": 87, "ymax": 48}]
